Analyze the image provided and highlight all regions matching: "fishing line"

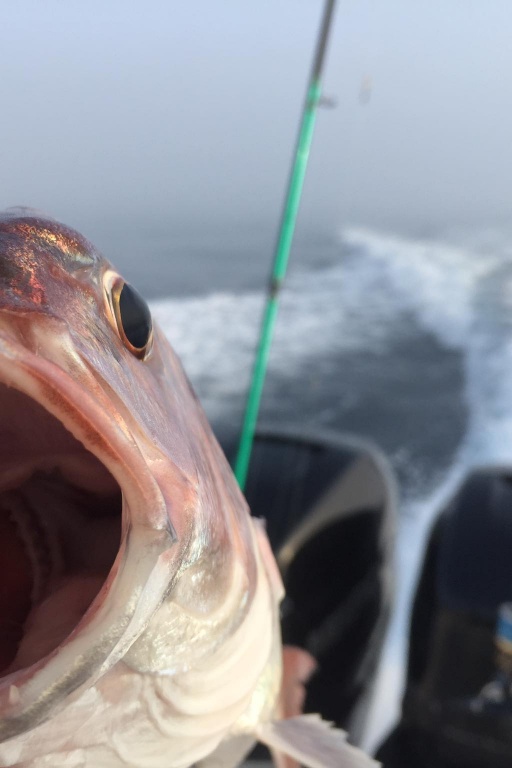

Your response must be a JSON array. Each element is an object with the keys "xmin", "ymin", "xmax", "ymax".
[{"xmin": 234, "ymin": 0, "xmax": 338, "ymax": 490}]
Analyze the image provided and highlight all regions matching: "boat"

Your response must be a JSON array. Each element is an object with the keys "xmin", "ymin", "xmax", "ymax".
[
  {"xmin": 376, "ymin": 468, "xmax": 512, "ymax": 768},
  {"xmin": 218, "ymin": 424, "xmax": 397, "ymax": 751}
]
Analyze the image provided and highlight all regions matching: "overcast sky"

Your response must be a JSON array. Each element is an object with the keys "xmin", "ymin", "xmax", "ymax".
[{"xmin": 2, "ymin": 1, "xmax": 512, "ymax": 241}]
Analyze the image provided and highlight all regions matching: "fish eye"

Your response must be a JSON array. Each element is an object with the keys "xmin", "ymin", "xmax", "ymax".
[{"xmin": 106, "ymin": 275, "xmax": 153, "ymax": 359}]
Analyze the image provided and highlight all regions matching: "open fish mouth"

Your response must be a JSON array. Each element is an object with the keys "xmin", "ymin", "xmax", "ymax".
[
  {"xmin": 0, "ymin": 379, "xmax": 122, "ymax": 675},
  {"xmin": 0, "ymin": 328, "xmax": 175, "ymax": 741}
]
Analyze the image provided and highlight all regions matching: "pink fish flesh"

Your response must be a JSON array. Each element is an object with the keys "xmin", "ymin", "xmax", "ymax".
[{"xmin": 0, "ymin": 209, "xmax": 378, "ymax": 768}]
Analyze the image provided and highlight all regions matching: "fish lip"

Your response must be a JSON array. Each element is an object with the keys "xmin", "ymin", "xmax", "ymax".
[{"xmin": 0, "ymin": 332, "xmax": 176, "ymax": 741}]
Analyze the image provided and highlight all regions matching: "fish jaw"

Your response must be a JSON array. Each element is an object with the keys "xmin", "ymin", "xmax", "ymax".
[
  {"xmin": 0, "ymin": 320, "xmax": 182, "ymax": 741},
  {"xmin": 0, "ymin": 519, "xmax": 283, "ymax": 768}
]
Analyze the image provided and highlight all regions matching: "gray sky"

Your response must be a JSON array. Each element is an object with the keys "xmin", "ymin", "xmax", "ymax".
[{"xmin": 2, "ymin": 1, "xmax": 512, "ymax": 241}]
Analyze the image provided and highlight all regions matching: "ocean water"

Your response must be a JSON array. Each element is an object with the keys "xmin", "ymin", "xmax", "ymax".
[{"xmin": 122, "ymin": 223, "xmax": 512, "ymax": 751}]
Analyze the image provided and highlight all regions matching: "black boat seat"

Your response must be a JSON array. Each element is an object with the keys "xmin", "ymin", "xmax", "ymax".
[
  {"xmin": 377, "ymin": 468, "xmax": 512, "ymax": 768},
  {"xmin": 217, "ymin": 424, "xmax": 396, "ymax": 744}
]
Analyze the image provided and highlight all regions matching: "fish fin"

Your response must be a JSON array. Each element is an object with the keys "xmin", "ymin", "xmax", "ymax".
[
  {"xmin": 256, "ymin": 714, "xmax": 380, "ymax": 768},
  {"xmin": 280, "ymin": 646, "xmax": 318, "ymax": 719}
]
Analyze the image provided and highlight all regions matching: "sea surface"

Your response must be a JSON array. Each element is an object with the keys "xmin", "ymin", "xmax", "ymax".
[{"xmin": 106, "ymin": 221, "xmax": 512, "ymax": 752}]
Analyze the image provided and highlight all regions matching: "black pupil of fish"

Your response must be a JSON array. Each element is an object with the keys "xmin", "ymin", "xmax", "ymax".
[{"xmin": 118, "ymin": 283, "xmax": 152, "ymax": 350}]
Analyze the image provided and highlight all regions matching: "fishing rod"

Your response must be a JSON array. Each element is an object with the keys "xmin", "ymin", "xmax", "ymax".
[{"xmin": 234, "ymin": 0, "xmax": 338, "ymax": 490}]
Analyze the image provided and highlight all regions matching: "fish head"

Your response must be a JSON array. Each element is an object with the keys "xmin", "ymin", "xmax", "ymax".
[{"xmin": 0, "ymin": 209, "xmax": 258, "ymax": 740}]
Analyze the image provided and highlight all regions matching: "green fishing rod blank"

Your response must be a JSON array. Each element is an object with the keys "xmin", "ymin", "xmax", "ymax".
[{"xmin": 234, "ymin": 0, "xmax": 337, "ymax": 490}]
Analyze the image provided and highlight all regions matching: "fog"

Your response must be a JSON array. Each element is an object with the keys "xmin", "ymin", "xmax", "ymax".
[{"xmin": 2, "ymin": 1, "xmax": 512, "ymax": 246}]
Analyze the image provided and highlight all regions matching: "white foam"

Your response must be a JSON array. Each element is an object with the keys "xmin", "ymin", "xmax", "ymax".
[
  {"xmin": 340, "ymin": 227, "xmax": 512, "ymax": 468},
  {"xmin": 342, "ymin": 227, "xmax": 499, "ymax": 349},
  {"xmin": 152, "ymin": 227, "xmax": 508, "ymax": 397},
  {"xmin": 150, "ymin": 258, "xmax": 394, "ymax": 420}
]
